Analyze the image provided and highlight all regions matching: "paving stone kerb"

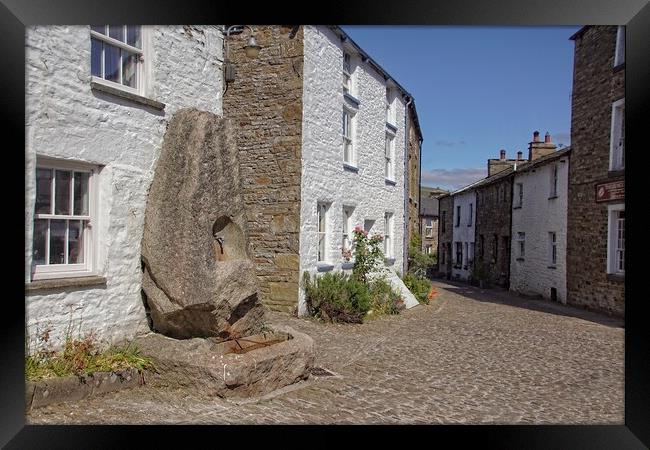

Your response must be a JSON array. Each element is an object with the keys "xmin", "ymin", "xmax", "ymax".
[
  {"xmin": 27, "ymin": 282, "xmax": 623, "ymax": 424},
  {"xmin": 134, "ymin": 325, "xmax": 314, "ymax": 399},
  {"xmin": 26, "ymin": 368, "xmax": 143, "ymax": 411}
]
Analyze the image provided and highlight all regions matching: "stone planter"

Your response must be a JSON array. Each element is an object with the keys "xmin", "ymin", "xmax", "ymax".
[
  {"xmin": 134, "ymin": 324, "xmax": 314, "ymax": 399},
  {"xmin": 26, "ymin": 368, "xmax": 144, "ymax": 411}
]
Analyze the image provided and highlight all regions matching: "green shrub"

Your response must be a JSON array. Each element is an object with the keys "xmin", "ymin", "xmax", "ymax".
[
  {"xmin": 407, "ymin": 234, "xmax": 436, "ymax": 278},
  {"xmin": 402, "ymin": 272, "xmax": 432, "ymax": 305},
  {"xmin": 302, "ymin": 271, "xmax": 371, "ymax": 323},
  {"xmin": 369, "ymin": 278, "xmax": 403, "ymax": 315},
  {"xmin": 351, "ymin": 227, "xmax": 385, "ymax": 283}
]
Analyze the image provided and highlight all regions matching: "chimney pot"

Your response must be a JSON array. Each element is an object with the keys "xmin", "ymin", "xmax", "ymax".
[
  {"xmin": 545, "ymin": 131, "xmax": 551, "ymax": 143},
  {"xmin": 533, "ymin": 131, "xmax": 540, "ymax": 142},
  {"xmin": 499, "ymin": 149, "xmax": 506, "ymax": 160},
  {"xmin": 517, "ymin": 151, "xmax": 523, "ymax": 160}
]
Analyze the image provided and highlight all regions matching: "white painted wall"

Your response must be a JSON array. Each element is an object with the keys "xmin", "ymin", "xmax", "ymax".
[
  {"xmin": 25, "ymin": 25, "xmax": 223, "ymax": 352},
  {"xmin": 298, "ymin": 26, "xmax": 407, "ymax": 315},
  {"xmin": 509, "ymin": 156, "xmax": 569, "ymax": 302},
  {"xmin": 451, "ymin": 190, "xmax": 476, "ymax": 280}
]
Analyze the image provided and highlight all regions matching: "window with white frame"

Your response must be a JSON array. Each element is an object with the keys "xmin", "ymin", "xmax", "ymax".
[
  {"xmin": 342, "ymin": 51, "xmax": 352, "ymax": 95},
  {"xmin": 342, "ymin": 206, "xmax": 354, "ymax": 259},
  {"xmin": 91, "ymin": 25, "xmax": 144, "ymax": 93},
  {"xmin": 32, "ymin": 160, "xmax": 98, "ymax": 280},
  {"xmin": 607, "ymin": 204, "xmax": 625, "ymax": 275},
  {"xmin": 614, "ymin": 25, "xmax": 625, "ymax": 67},
  {"xmin": 610, "ymin": 98, "xmax": 625, "ymax": 171},
  {"xmin": 515, "ymin": 183, "xmax": 523, "ymax": 207},
  {"xmin": 342, "ymin": 107, "xmax": 355, "ymax": 165},
  {"xmin": 517, "ymin": 232, "xmax": 525, "ymax": 259},
  {"xmin": 385, "ymin": 87, "xmax": 393, "ymax": 124},
  {"xmin": 468, "ymin": 203, "xmax": 473, "ymax": 226},
  {"xmin": 424, "ymin": 218, "xmax": 433, "ymax": 238},
  {"xmin": 550, "ymin": 164, "xmax": 558, "ymax": 197},
  {"xmin": 385, "ymin": 132, "xmax": 395, "ymax": 180},
  {"xmin": 549, "ymin": 232, "xmax": 557, "ymax": 266},
  {"xmin": 317, "ymin": 202, "xmax": 329, "ymax": 263},
  {"xmin": 384, "ymin": 212, "xmax": 393, "ymax": 258},
  {"xmin": 455, "ymin": 205, "xmax": 461, "ymax": 227}
]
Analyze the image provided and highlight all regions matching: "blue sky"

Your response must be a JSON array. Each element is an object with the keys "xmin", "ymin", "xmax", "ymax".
[{"xmin": 341, "ymin": 26, "xmax": 581, "ymax": 191}]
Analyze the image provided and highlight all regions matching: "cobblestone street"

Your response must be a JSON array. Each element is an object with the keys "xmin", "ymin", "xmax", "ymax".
[{"xmin": 26, "ymin": 280, "xmax": 624, "ymax": 425}]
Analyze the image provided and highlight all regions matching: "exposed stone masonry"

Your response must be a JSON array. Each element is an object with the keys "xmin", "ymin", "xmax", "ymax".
[
  {"xmin": 567, "ymin": 26, "xmax": 624, "ymax": 316},
  {"xmin": 223, "ymin": 26, "xmax": 304, "ymax": 312}
]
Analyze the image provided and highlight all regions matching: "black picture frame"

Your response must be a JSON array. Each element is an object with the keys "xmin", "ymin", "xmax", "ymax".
[{"xmin": 2, "ymin": 0, "xmax": 648, "ymax": 447}]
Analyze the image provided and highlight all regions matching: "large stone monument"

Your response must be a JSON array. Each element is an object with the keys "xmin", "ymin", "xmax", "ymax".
[{"xmin": 141, "ymin": 108, "xmax": 265, "ymax": 340}]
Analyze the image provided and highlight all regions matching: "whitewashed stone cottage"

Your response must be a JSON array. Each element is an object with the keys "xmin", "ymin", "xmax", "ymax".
[
  {"xmin": 509, "ymin": 134, "xmax": 570, "ymax": 303},
  {"xmin": 450, "ymin": 185, "xmax": 477, "ymax": 281},
  {"xmin": 25, "ymin": 25, "xmax": 224, "ymax": 350},
  {"xmin": 25, "ymin": 25, "xmax": 421, "ymax": 350}
]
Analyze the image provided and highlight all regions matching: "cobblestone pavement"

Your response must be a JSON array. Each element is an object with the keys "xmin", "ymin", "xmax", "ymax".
[{"xmin": 26, "ymin": 280, "xmax": 624, "ymax": 424}]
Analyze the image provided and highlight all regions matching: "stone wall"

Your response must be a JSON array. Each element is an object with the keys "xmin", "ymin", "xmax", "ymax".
[
  {"xmin": 222, "ymin": 26, "xmax": 304, "ymax": 313},
  {"xmin": 421, "ymin": 217, "xmax": 439, "ymax": 255},
  {"xmin": 510, "ymin": 154, "xmax": 569, "ymax": 302},
  {"xmin": 567, "ymin": 25, "xmax": 625, "ymax": 316},
  {"xmin": 437, "ymin": 195, "xmax": 454, "ymax": 276},
  {"xmin": 475, "ymin": 174, "xmax": 513, "ymax": 287},
  {"xmin": 406, "ymin": 110, "xmax": 421, "ymax": 253},
  {"xmin": 25, "ymin": 25, "xmax": 224, "ymax": 351}
]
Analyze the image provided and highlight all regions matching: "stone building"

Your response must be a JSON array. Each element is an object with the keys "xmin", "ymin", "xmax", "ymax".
[
  {"xmin": 420, "ymin": 197, "xmax": 439, "ymax": 255},
  {"xmin": 25, "ymin": 25, "xmax": 224, "ymax": 349},
  {"xmin": 223, "ymin": 26, "xmax": 422, "ymax": 315},
  {"xmin": 406, "ymin": 103, "xmax": 424, "ymax": 266},
  {"xmin": 451, "ymin": 185, "xmax": 478, "ymax": 281},
  {"xmin": 566, "ymin": 26, "xmax": 625, "ymax": 316},
  {"xmin": 509, "ymin": 137, "xmax": 570, "ymax": 303},
  {"xmin": 473, "ymin": 150, "xmax": 518, "ymax": 288},
  {"xmin": 437, "ymin": 194, "xmax": 455, "ymax": 278}
]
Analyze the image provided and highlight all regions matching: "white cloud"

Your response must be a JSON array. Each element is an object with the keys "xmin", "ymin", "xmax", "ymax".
[{"xmin": 421, "ymin": 167, "xmax": 486, "ymax": 191}]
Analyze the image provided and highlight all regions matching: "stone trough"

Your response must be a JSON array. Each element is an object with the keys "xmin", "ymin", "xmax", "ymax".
[{"xmin": 134, "ymin": 324, "xmax": 314, "ymax": 398}]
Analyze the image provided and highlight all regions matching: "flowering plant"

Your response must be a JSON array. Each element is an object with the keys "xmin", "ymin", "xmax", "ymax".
[{"xmin": 351, "ymin": 226, "xmax": 385, "ymax": 283}]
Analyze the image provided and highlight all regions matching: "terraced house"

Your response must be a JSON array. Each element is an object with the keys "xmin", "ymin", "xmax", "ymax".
[
  {"xmin": 26, "ymin": 24, "xmax": 423, "ymax": 350},
  {"xmin": 224, "ymin": 26, "xmax": 422, "ymax": 315}
]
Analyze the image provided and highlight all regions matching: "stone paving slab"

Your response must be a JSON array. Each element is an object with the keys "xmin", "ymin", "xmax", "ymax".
[{"xmin": 26, "ymin": 280, "xmax": 624, "ymax": 424}]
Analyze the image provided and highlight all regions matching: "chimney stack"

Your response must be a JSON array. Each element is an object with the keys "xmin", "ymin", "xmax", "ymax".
[
  {"xmin": 499, "ymin": 149, "xmax": 506, "ymax": 161},
  {"xmin": 528, "ymin": 129, "xmax": 556, "ymax": 161},
  {"xmin": 517, "ymin": 151, "xmax": 523, "ymax": 160}
]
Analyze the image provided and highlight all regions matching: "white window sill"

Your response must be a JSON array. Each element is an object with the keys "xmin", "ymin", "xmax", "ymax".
[
  {"xmin": 26, "ymin": 275, "xmax": 107, "ymax": 294},
  {"xmin": 91, "ymin": 79, "xmax": 165, "ymax": 111},
  {"xmin": 385, "ymin": 178, "xmax": 397, "ymax": 186},
  {"xmin": 343, "ymin": 92, "xmax": 360, "ymax": 106},
  {"xmin": 317, "ymin": 263, "xmax": 335, "ymax": 272},
  {"xmin": 343, "ymin": 162, "xmax": 359, "ymax": 173},
  {"xmin": 386, "ymin": 122, "xmax": 398, "ymax": 133}
]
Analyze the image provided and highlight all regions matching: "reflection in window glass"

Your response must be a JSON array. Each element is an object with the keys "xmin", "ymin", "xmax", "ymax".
[
  {"xmin": 73, "ymin": 172, "xmax": 89, "ymax": 215},
  {"xmin": 49, "ymin": 220, "xmax": 66, "ymax": 264},
  {"xmin": 122, "ymin": 51, "xmax": 138, "ymax": 88},
  {"xmin": 91, "ymin": 25, "xmax": 106, "ymax": 34},
  {"xmin": 109, "ymin": 25, "xmax": 124, "ymax": 41},
  {"xmin": 68, "ymin": 221, "xmax": 84, "ymax": 264},
  {"xmin": 55, "ymin": 170, "xmax": 71, "ymax": 215},
  {"xmin": 35, "ymin": 168, "xmax": 52, "ymax": 214},
  {"xmin": 126, "ymin": 25, "xmax": 141, "ymax": 48},
  {"xmin": 33, "ymin": 219, "xmax": 48, "ymax": 265},
  {"xmin": 104, "ymin": 45, "xmax": 120, "ymax": 83},
  {"xmin": 91, "ymin": 38, "xmax": 102, "ymax": 77}
]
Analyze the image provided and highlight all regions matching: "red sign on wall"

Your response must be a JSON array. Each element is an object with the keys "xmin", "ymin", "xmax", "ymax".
[{"xmin": 596, "ymin": 180, "xmax": 625, "ymax": 202}]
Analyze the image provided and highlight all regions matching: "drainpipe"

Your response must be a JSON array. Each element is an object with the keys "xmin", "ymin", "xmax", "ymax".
[{"xmin": 403, "ymin": 96, "xmax": 413, "ymax": 276}]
